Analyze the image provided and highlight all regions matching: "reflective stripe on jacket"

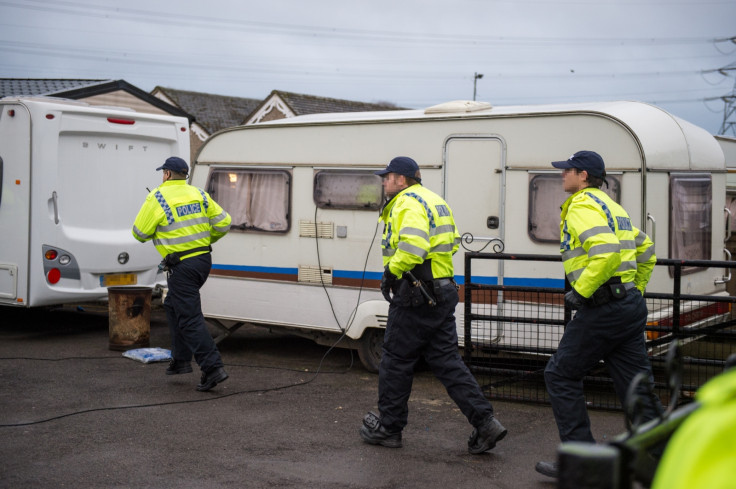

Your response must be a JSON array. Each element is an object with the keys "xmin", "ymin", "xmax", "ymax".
[
  {"xmin": 132, "ymin": 180, "xmax": 231, "ymax": 259},
  {"xmin": 380, "ymin": 183, "xmax": 460, "ymax": 279},
  {"xmin": 560, "ymin": 187, "xmax": 655, "ymax": 297}
]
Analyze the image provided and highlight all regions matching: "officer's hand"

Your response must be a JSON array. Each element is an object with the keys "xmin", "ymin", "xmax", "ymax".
[
  {"xmin": 380, "ymin": 266, "xmax": 397, "ymax": 302},
  {"xmin": 564, "ymin": 289, "xmax": 587, "ymax": 310}
]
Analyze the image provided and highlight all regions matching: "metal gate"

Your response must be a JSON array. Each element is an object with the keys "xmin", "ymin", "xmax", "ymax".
[{"xmin": 463, "ymin": 252, "xmax": 736, "ymax": 409}]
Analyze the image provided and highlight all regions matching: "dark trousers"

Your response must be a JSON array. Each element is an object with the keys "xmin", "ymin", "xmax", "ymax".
[
  {"xmin": 164, "ymin": 253, "xmax": 223, "ymax": 373},
  {"xmin": 378, "ymin": 283, "xmax": 493, "ymax": 432},
  {"xmin": 544, "ymin": 291, "xmax": 664, "ymax": 442}
]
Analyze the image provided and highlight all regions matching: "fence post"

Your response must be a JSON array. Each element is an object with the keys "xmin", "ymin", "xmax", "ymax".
[
  {"xmin": 464, "ymin": 253, "xmax": 473, "ymax": 363},
  {"xmin": 672, "ymin": 263, "xmax": 682, "ymax": 335}
]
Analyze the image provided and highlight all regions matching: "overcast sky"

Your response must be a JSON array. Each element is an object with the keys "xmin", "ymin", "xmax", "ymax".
[{"xmin": 1, "ymin": 0, "xmax": 735, "ymax": 134}]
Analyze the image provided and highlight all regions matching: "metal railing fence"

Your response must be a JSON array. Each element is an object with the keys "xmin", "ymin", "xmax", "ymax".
[{"xmin": 463, "ymin": 253, "xmax": 736, "ymax": 409}]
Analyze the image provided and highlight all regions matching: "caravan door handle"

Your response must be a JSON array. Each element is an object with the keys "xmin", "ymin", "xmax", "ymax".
[
  {"xmin": 51, "ymin": 191, "xmax": 59, "ymax": 224},
  {"xmin": 724, "ymin": 207, "xmax": 732, "ymax": 243},
  {"xmin": 647, "ymin": 212, "xmax": 656, "ymax": 243}
]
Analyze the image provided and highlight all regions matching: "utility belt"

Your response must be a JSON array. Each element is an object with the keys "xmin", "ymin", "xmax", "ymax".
[
  {"xmin": 588, "ymin": 276, "xmax": 636, "ymax": 307},
  {"xmin": 392, "ymin": 261, "xmax": 458, "ymax": 308},
  {"xmin": 159, "ymin": 245, "xmax": 212, "ymax": 272}
]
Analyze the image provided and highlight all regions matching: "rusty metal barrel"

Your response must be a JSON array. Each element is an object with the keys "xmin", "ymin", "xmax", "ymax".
[{"xmin": 107, "ymin": 286, "xmax": 152, "ymax": 351}]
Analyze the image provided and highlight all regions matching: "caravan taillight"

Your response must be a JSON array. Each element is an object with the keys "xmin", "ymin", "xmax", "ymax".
[
  {"xmin": 44, "ymin": 249, "xmax": 58, "ymax": 260},
  {"xmin": 46, "ymin": 114, "xmax": 55, "ymax": 119},
  {"xmin": 47, "ymin": 268, "xmax": 61, "ymax": 284},
  {"xmin": 107, "ymin": 118, "xmax": 135, "ymax": 125}
]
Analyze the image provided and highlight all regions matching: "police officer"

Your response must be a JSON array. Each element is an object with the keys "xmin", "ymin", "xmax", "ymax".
[
  {"xmin": 535, "ymin": 151, "xmax": 663, "ymax": 478},
  {"xmin": 132, "ymin": 156, "xmax": 232, "ymax": 392},
  {"xmin": 651, "ymin": 358, "xmax": 736, "ymax": 489},
  {"xmin": 359, "ymin": 156, "xmax": 507, "ymax": 453}
]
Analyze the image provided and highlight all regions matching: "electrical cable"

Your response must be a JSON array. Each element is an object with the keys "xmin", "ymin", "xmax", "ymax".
[
  {"xmin": 0, "ymin": 190, "xmax": 383, "ymax": 429},
  {"xmin": 0, "ymin": 349, "xmax": 355, "ymax": 428},
  {"xmin": 312, "ymin": 201, "xmax": 382, "ymax": 356}
]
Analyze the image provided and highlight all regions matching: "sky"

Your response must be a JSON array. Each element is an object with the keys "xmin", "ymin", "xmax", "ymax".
[{"xmin": 1, "ymin": 0, "xmax": 735, "ymax": 135}]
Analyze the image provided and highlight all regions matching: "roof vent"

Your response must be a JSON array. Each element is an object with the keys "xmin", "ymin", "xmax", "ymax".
[{"xmin": 424, "ymin": 100, "xmax": 492, "ymax": 115}]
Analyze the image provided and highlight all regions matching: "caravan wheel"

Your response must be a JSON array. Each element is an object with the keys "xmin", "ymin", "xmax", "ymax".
[{"xmin": 357, "ymin": 328, "xmax": 384, "ymax": 373}]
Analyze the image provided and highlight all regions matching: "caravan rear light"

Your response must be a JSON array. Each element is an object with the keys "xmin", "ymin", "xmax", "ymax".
[
  {"xmin": 59, "ymin": 255, "xmax": 71, "ymax": 265},
  {"xmin": 8, "ymin": 109, "xmax": 14, "ymax": 116},
  {"xmin": 46, "ymin": 114, "xmax": 55, "ymax": 119},
  {"xmin": 44, "ymin": 249, "xmax": 58, "ymax": 260},
  {"xmin": 107, "ymin": 118, "xmax": 135, "ymax": 125},
  {"xmin": 47, "ymin": 268, "xmax": 61, "ymax": 284}
]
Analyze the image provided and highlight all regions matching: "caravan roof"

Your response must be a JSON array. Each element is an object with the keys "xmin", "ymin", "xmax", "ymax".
[{"xmin": 201, "ymin": 100, "xmax": 725, "ymax": 173}]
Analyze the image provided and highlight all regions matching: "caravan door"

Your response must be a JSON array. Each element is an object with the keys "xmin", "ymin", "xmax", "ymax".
[
  {"xmin": 0, "ymin": 102, "xmax": 31, "ymax": 305},
  {"xmin": 443, "ymin": 135, "xmax": 505, "ymax": 344}
]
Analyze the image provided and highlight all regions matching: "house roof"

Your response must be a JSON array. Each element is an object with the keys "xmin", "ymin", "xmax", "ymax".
[
  {"xmin": 274, "ymin": 90, "xmax": 405, "ymax": 115},
  {"xmin": 0, "ymin": 78, "xmax": 111, "ymax": 98},
  {"xmin": 0, "ymin": 78, "xmax": 192, "ymax": 120},
  {"xmin": 152, "ymin": 86, "xmax": 261, "ymax": 134}
]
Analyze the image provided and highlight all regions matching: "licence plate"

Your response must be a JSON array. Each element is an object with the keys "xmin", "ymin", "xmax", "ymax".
[{"xmin": 100, "ymin": 273, "xmax": 137, "ymax": 287}]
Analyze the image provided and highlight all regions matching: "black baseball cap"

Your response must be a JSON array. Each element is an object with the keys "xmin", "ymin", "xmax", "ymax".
[
  {"xmin": 375, "ymin": 156, "xmax": 421, "ymax": 183},
  {"xmin": 156, "ymin": 156, "xmax": 189, "ymax": 174},
  {"xmin": 551, "ymin": 150, "xmax": 606, "ymax": 178}
]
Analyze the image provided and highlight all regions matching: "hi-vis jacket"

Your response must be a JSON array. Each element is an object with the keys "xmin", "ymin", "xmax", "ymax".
[
  {"xmin": 132, "ymin": 180, "xmax": 231, "ymax": 259},
  {"xmin": 560, "ymin": 187, "xmax": 655, "ymax": 298},
  {"xmin": 380, "ymin": 183, "xmax": 461, "ymax": 279}
]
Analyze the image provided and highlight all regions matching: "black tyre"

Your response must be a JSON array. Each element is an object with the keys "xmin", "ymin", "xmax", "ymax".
[{"xmin": 357, "ymin": 328, "xmax": 384, "ymax": 373}]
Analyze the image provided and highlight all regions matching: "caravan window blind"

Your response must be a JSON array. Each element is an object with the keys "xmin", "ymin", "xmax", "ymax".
[{"xmin": 206, "ymin": 168, "xmax": 291, "ymax": 233}]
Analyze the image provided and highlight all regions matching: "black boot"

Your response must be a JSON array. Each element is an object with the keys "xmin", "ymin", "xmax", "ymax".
[
  {"xmin": 468, "ymin": 416, "xmax": 507, "ymax": 454},
  {"xmin": 196, "ymin": 366, "xmax": 228, "ymax": 391},
  {"xmin": 535, "ymin": 461, "xmax": 559, "ymax": 478},
  {"xmin": 166, "ymin": 359, "xmax": 193, "ymax": 375},
  {"xmin": 359, "ymin": 412, "xmax": 402, "ymax": 448}
]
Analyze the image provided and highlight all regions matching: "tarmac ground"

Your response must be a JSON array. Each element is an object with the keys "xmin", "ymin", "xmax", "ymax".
[{"xmin": 0, "ymin": 305, "xmax": 637, "ymax": 489}]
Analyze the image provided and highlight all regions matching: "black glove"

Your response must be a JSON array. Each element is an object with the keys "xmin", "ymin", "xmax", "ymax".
[
  {"xmin": 564, "ymin": 289, "xmax": 588, "ymax": 310},
  {"xmin": 380, "ymin": 266, "xmax": 397, "ymax": 302}
]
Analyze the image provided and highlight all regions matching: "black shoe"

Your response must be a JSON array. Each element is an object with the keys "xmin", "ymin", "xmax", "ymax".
[
  {"xmin": 165, "ymin": 359, "xmax": 193, "ymax": 375},
  {"xmin": 196, "ymin": 367, "xmax": 228, "ymax": 391},
  {"xmin": 468, "ymin": 416, "xmax": 508, "ymax": 454},
  {"xmin": 359, "ymin": 412, "xmax": 402, "ymax": 448},
  {"xmin": 535, "ymin": 461, "xmax": 559, "ymax": 478}
]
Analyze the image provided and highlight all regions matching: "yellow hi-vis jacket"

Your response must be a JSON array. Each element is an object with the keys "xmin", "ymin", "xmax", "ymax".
[
  {"xmin": 560, "ymin": 187, "xmax": 655, "ymax": 298},
  {"xmin": 651, "ymin": 367, "xmax": 736, "ymax": 489},
  {"xmin": 132, "ymin": 180, "xmax": 231, "ymax": 259},
  {"xmin": 380, "ymin": 184, "xmax": 461, "ymax": 279}
]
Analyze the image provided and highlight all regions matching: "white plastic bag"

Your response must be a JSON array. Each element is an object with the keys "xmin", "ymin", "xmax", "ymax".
[{"xmin": 122, "ymin": 347, "xmax": 172, "ymax": 364}]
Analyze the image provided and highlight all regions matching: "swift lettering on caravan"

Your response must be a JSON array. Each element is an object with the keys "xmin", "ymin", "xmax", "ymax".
[
  {"xmin": 191, "ymin": 100, "xmax": 731, "ymax": 372},
  {"xmin": 0, "ymin": 97, "xmax": 190, "ymax": 308}
]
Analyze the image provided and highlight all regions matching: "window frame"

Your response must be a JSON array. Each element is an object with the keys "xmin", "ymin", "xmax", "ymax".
[
  {"xmin": 527, "ymin": 172, "xmax": 622, "ymax": 243},
  {"xmin": 205, "ymin": 167, "xmax": 292, "ymax": 234},
  {"xmin": 668, "ymin": 173, "xmax": 712, "ymax": 273},
  {"xmin": 313, "ymin": 169, "xmax": 384, "ymax": 211}
]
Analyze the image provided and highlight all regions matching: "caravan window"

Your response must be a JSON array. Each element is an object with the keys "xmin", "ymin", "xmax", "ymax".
[
  {"xmin": 669, "ymin": 174, "xmax": 712, "ymax": 261},
  {"xmin": 528, "ymin": 173, "xmax": 621, "ymax": 243},
  {"xmin": 206, "ymin": 168, "xmax": 290, "ymax": 233},
  {"xmin": 313, "ymin": 170, "xmax": 383, "ymax": 210}
]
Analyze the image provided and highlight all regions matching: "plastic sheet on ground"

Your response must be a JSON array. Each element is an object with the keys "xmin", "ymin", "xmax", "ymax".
[{"xmin": 122, "ymin": 347, "xmax": 172, "ymax": 364}]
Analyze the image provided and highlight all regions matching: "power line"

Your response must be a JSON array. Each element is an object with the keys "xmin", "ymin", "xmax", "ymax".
[{"xmin": 0, "ymin": 0, "xmax": 730, "ymax": 47}]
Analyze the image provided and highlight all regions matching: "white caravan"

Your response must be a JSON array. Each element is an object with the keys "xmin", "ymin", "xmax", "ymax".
[
  {"xmin": 0, "ymin": 97, "xmax": 190, "ymax": 308},
  {"xmin": 191, "ymin": 100, "xmax": 729, "ymax": 371}
]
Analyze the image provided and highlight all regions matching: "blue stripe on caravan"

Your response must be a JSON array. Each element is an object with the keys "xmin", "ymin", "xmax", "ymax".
[
  {"xmin": 457, "ymin": 276, "xmax": 564, "ymax": 288},
  {"xmin": 333, "ymin": 270, "xmax": 383, "ymax": 280},
  {"xmin": 212, "ymin": 265, "xmax": 563, "ymax": 289},
  {"xmin": 212, "ymin": 264, "xmax": 298, "ymax": 275},
  {"xmin": 504, "ymin": 277, "xmax": 565, "ymax": 288}
]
